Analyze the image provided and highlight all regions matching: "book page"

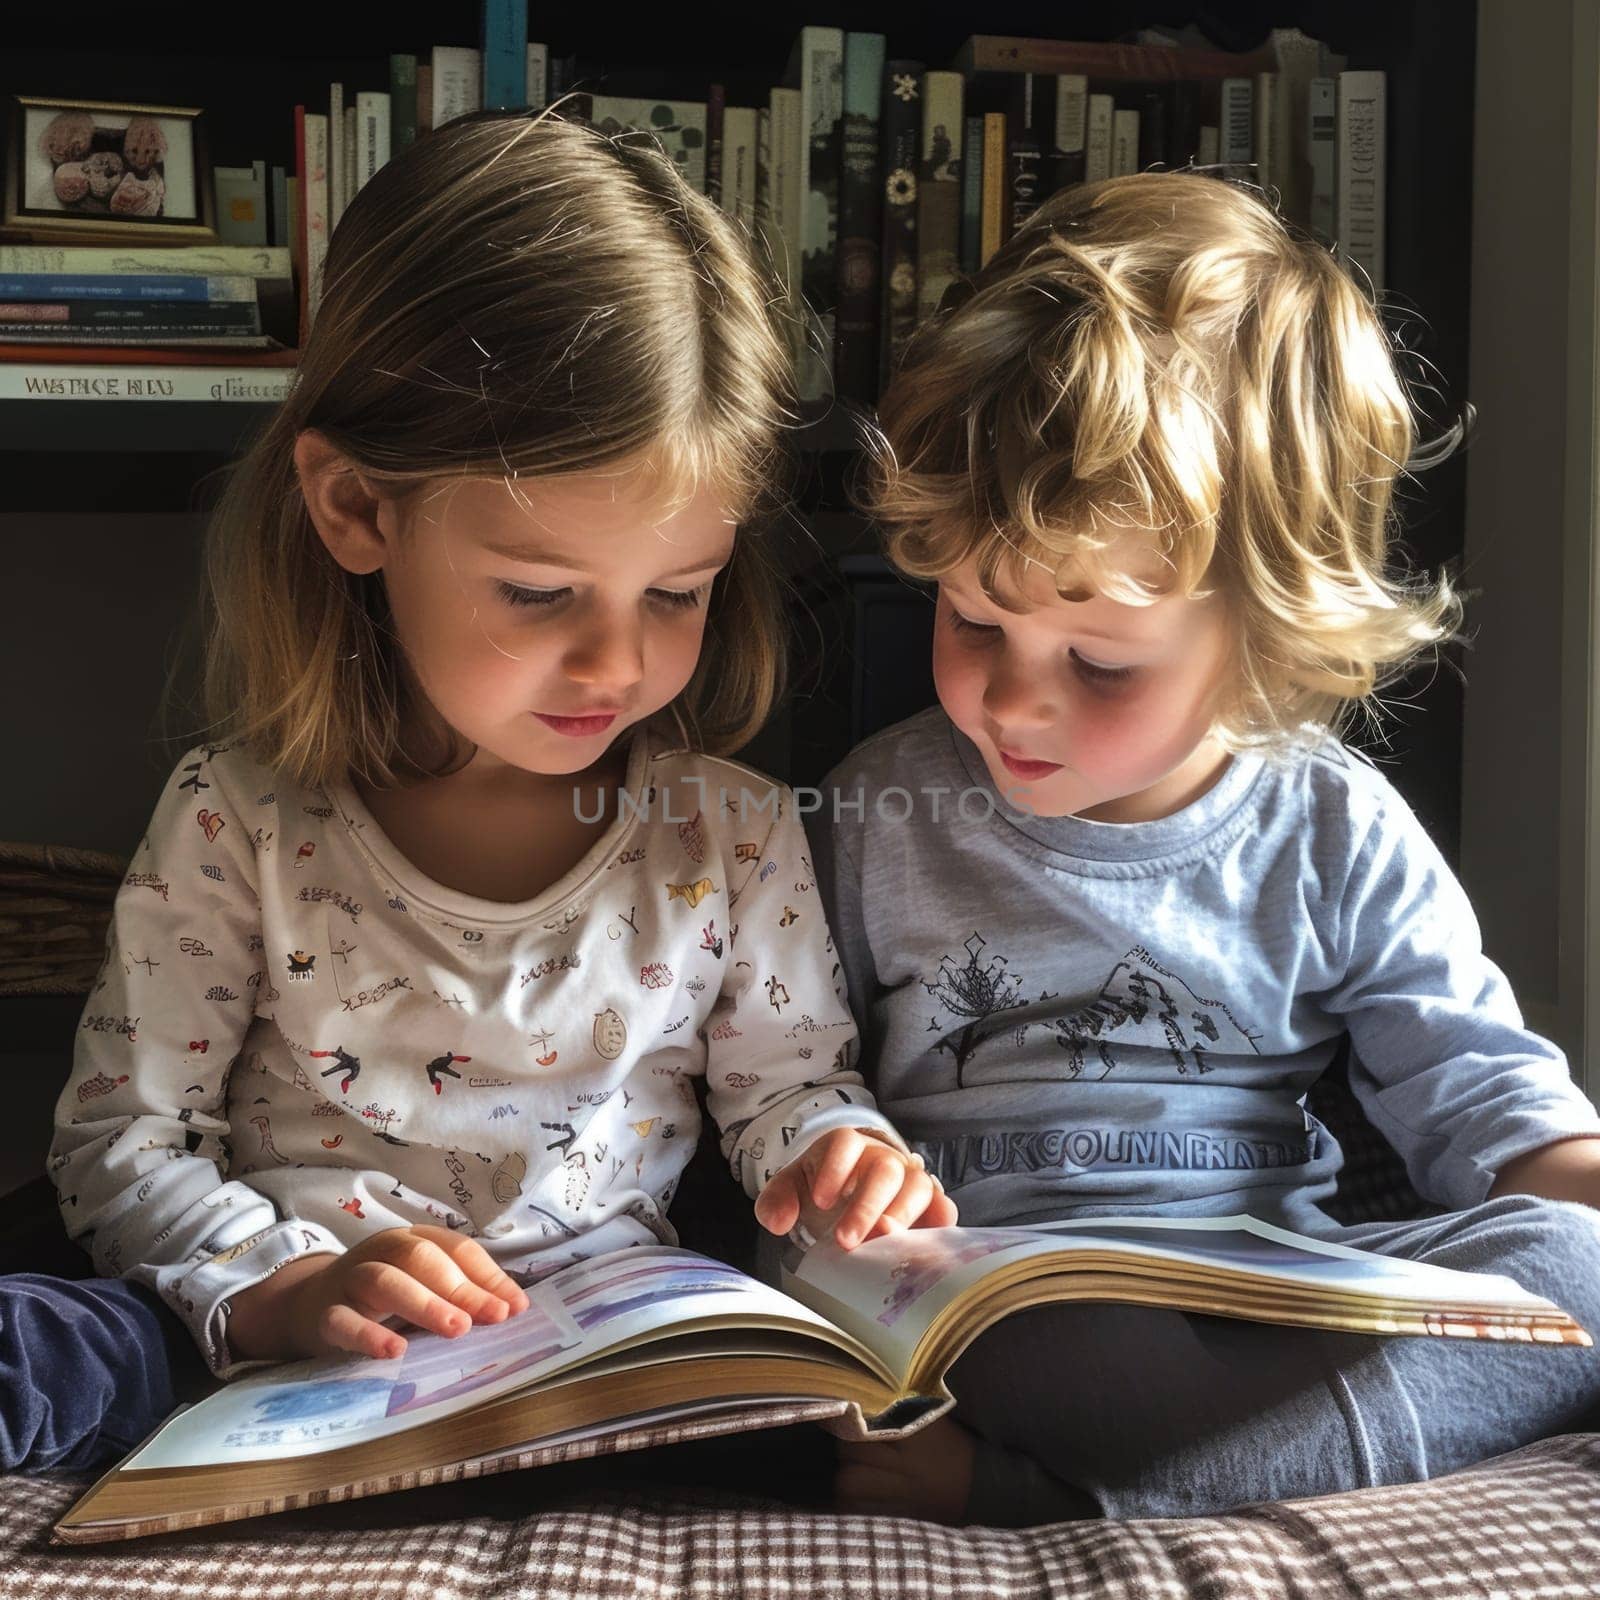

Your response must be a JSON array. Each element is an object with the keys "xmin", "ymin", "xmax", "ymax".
[
  {"xmin": 125, "ymin": 1245, "xmax": 855, "ymax": 1470},
  {"xmin": 783, "ymin": 1214, "xmax": 1568, "ymax": 1379}
]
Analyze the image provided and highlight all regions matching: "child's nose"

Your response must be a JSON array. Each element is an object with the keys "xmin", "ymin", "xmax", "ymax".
[
  {"xmin": 982, "ymin": 660, "xmax": 1059, "ymax": 728},
  {"xmin": 564, "ymin": 616, "xmax": 645, "ymax": 693}
]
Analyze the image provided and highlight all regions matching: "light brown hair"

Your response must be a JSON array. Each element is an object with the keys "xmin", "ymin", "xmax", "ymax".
[
  {"xmin": 858, "ymin": 171, "xmax": 1461, "ymax": 746},
  {"xmin": 199, "ymin": 108, "xmax": 799, "ymax": 788}
]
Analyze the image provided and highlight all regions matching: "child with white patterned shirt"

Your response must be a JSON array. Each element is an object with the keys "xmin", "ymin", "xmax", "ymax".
[{"xmin": 14, "ymin": 110, "xmax": 950, "ymax": 1474}]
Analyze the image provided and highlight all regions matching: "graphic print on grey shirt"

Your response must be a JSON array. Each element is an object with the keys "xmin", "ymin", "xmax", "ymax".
[{"xmin": 807, "ymin": 707, "xmax": 1600, "ymax": 1235}]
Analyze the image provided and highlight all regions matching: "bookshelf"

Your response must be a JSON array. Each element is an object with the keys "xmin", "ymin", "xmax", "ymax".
[{"xmin": 0, "ymin": 0, "xmax": 1475, "ymax": 912}]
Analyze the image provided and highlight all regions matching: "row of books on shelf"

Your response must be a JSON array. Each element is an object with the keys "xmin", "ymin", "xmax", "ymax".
[{"xmin": 0, "ymin": 15, "xmax": 1386, "ymax": 411}]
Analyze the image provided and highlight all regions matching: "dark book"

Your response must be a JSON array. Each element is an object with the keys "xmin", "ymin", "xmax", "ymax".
[
  {"xmin": 960, "ymin": 112, "xmax": 984, "ymax": 273},
  {"xmin": 835, "ymin": 32, "xmax": 887, "ymax": 405},
  {"xmin": 966, "ymin": 72, "xmax": 1041, "ymax": 245},
  {"xmin": 1168, "ymin": 79, "xmax": 1203, "ymax": 169},
  {"xmin": 707, "ymin": 83, "xmax": 725, "ymax": 206},
  {"xmin": 878, "ymin": 59, "xmax": 924, "ymax": 389},
  {"xmin": 1138, "ymin": 85, "xmax": 1170, "ymax": 172},
  {"xmin": 0, "ymin": 300, "xmax": 262, "ymax": 331}
]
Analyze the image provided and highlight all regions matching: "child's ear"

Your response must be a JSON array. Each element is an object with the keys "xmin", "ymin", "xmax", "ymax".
[{"xmin": 293, "ymin": 428, "xmax": 392, "ymax": 576}]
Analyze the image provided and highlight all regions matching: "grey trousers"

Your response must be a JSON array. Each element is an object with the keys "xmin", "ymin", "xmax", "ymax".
[{"xmin": 945, "ymin": 1194, "xmax": 1600, "ymax": 1524}]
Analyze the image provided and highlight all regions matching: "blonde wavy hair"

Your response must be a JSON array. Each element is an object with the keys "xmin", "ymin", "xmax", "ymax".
[
  {"xmin": 858, "ymin": 170, "xmax": 1462, "ymax": 746},
  {"xmin": 197, "ymin": 108, "xmax": 799, "ymax": 790}
]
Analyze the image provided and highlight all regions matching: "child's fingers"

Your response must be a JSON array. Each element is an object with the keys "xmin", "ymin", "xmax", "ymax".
[
  {"xmin": 805, "ymin": 1130, "xmax": 868, "ymax": 1210},
  {"xmin": 440, "ymin": 1235, "xmax": 531, "ymax": 1314},
  {"xmin": 861, "ymin": 1166, "xmax": 942, "ymax": 1239},
  {"xmin": 918, "ymin": 1185, "xmax": 960, "ymax": 1227},
  {"xmin": 317, "ymin": 1299, "xmax": 408, "ymax": 1360},
  {"xmin": 384, "ymin": 1233, "xmax": 516, "ymax": 1323},
  {"xmin": 345, "ymin": 1258, "xmax": 474, "ymax": 1338},
  {"xmin": 754, "ymin": 1168, "xmax": 802, "ymax": 1234},
  {"xmin": 833, "ymin": 1151, "xmax": 915, "ymax": 1248},
  {"xmin": 414, "ymin": 1229, "xmax": 530, "ymax": 1315}
]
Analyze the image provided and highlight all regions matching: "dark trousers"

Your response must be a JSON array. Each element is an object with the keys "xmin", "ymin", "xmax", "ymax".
[{"xmin": 0, "ymin": 1272, "xmax": 204, "ymax": 1475}]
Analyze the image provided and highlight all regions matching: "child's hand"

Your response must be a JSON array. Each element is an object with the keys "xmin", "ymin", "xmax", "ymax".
[
  {"xmin": 226, "ymin": 1225, "xmax": 530, "ymax": 1363},
  {"xmin": 754, "ymin": 1128, "xmax": 958, "ymax": 1250}
]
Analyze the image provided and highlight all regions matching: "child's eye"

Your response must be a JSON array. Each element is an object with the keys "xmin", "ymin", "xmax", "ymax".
[
  {"xmin": 947, "ymin": 610, "xmax": 1001, "ymax": 640},
  {"xmin": 1070, "ymin": 650, "xmax": 1136, "ymax": 686},
  {"xmin": 496, "ymin": 581, "xmax": 569, "ymax": 608},
  {"xmin": 648, "ymin": 583, "xmax": 713, "ymax": 611}
]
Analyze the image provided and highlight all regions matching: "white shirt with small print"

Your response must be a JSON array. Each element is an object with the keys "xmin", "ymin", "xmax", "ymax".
[{"xmin": 52, "ymin": 730, "xmax": 902, "ymax": 1378}]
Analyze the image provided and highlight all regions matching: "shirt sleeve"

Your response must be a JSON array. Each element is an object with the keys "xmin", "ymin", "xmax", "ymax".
[
  {"xmin": 701, "ymin": 784, "xmax": 908, "ymax": 1199},
  {"xmin": 49, "ymin": 746, "xmax": 343, "ymax": 1378},
  {"xmin": 1324, "ymin": 795, "xmax": 1600, "ymax": 1210}
]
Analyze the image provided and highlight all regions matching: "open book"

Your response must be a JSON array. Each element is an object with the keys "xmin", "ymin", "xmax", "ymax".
[{"xmin": 54, "ymin": 1214, "xmax": 1590, "ymax": 1543}]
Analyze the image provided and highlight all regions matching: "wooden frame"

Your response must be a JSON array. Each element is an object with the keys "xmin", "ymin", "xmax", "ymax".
[{"xmin": 2, "ymin": 93, "xmax": 217, "ymax": 245}]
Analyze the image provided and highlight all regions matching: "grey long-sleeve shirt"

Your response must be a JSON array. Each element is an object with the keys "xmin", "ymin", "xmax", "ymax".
[{"xmin": 807, "ymin": 706, "xmax": 1600, "ymax": 1234}]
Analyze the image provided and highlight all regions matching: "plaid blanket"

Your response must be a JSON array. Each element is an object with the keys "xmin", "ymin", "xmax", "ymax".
[{"xmin": 3, "ymin": 1433, "xmax": 1598, "ymax": 1598}]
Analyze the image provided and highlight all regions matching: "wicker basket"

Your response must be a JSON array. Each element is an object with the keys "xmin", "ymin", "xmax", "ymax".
[{"xmin": 0, "ymin": 841, "xmax": 127, "ymax": 996}]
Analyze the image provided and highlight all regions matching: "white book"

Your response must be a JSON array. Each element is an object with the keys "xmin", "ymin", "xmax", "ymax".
[
  {"xmin": 1221, "ymin": 77, "xmax": 1253, "ymax": 165},
  {"xmin": 356, "ymin": 92, "xmax": 392, "ymax": 190},
  {"xmin": 1085, "ymin": 93, "xmax": 1113, "ymax": 183},
  {"xmin": 1198, "ymin": 125, "xmax": 1219, "ymax": 168},
  {"xmin": 0, "ymin": 364, "xmax": 295, "ymax": 402},
  {"xmin": 1111, "ymin": 108, "xmax": 1140, "ymax": 176},
  {"xmin": 721, "ymin": 106, "xmax": 759, "ymax": 230},
  {"xmin": 1336, "ymin": 71, "xmax": 1386, "ymax": 293},
  {"xmin": 303, "ymin": 112, "xmax": 330, "ymax": 325},
  {"xmin": 767, "ymin": 86, "xmax": 803, "ymax": 308},
  {"xmin": 1255, "ymin": 71, "xmax": 1294, "ymax": 207},
  {"xmin": 1055, "ymin": 74, "xmax": 1087, "ymax": 156},
  {"xmin": 343, "ymin": 107, "xmax": 356, "ymax": 215},
  {"xmin": 915, "ymin": 70, "xmax": 963, "ymax": 324},
  {"xmin": 527, "ymin": 42, "xmax": 549, "ymax": 111},
  {"xmin": 328, "ymin": 83, "xmax": 346, "ymax": 232},
  {"xmin": 786, "ymin": 25, "xmax": 845, "ymax": 401},
  {"xmin": 432, "ymin": 45, "xmax": 483, "ymax": 127},
  {"xmin": 1308, "ymin": 77, "xmax": 1336, "ymax": 245}
]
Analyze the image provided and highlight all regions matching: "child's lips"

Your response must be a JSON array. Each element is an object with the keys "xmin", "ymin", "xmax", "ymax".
[
  {"xmin": 534, "ymin": 711, "xmax": 619, "ymax": 736},
  {"xmin": 999, "ymin": 749, "xmax": 1063, "ymax": 780}
]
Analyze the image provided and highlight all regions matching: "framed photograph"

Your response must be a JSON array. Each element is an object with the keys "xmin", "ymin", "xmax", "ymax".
[{"xmin": 2, "ymin": 95, "xmax": 217, "ymax": 244}]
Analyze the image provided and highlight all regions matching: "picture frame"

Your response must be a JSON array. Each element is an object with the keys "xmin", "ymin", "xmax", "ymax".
[{"xmin": 2, "ymin": 94, "xmax": 218, "ymax": 245}]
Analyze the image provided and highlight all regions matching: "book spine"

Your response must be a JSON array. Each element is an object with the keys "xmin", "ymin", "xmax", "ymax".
[
  {"xmin": 481, "ymin": 0, "xmax": 528, "ymax": 109},
  {"xmin": 1198, "ymin": 125, "xmax": 1219, "ymax": 166},
  {"xmin": 357, "ymin": 93, "xmax": 392, "ymax": 190},
  {"xmin": 878, "ymin": 60, "xmax": 924, "ymax": 387},
  {"xmin": 1220, "ymin": 77, "xmax": 1254, "ymax": 164},
  {"xmin": 391, "ymin": 54, "xmax": 419, "ymax": 148},
  {"xmin": 433, "ymin": 45, "xmax": 483, "ymax": 127},
  {"xmin": 293, "ymin": 108, "xmax": 309, "ymax": 346},
  {"xmin": 303, "ymin": 112, "xmax": 329, "ymax": 329},
  {"xmin": 1008, "ymin": 74, "xmax": 1043, "ymax": 237},
  {"xmin": 0, "ymin": 301, "xmax": 261, "ymax": 330},
  {"xmin": 526, "ymin": 43, "xmax": 549, "ymax": 111},
  {"xmin": 915, "ymin": 71, "xmax": 963, "ymax": 325},
  {"xmin": 722, "ymin": 107, "xmax": 759, "ymax": 230},
  {"xmin": 1336, "ymin": 71, "xmax": 1386, "ymax": 293},
  {"xmin": 1168, "ymin": 80, "xmax": 1202, "ymax": 168},
  {"xmin": 836, "ymin": 31, "xmax": 886, "ymax": 404},
  {"xmin": 1111, "ymin": 107, "xmax": 1140, "ymax": 176},
  {"xmin": 1085, "ymin": 92, "xmax": 1113, "ymax": 183},
  {"xmin": 0, "ymin": 364, "xmax": 295, "ymax": 400},
  {"xmin": 328, "ymin": 83, "xmax": 346, "ymax": 232},
  {"xmin": 0, "ymin": 329, "xmax": 275, "ymax": 347},
  {"xmin": 0, "ymin": 273, "xmax": 254, "ymax": 302},
  {"xmin": 1308, "ymin": 77, "xmax": 1336, "ymax": 244},
  {"xmin": 1137, "ymin": 86, "xmax": 1168, "ymax": 173},
  {"xmin": 343, "ymin": 106, "xmax": 357, "ymax": 211},
  {"xmin": 1254, "ymin": 71, "xmax": 1276, "ymax": 194},
  {"xmin": 1049, "ymin": 74, "xmax": 1088, "ymax": 195},
  {"xmin": 794, "ymin": 27, "xmax": 845, "ymax": 402},
  {"xmin": 959, "ymin": 112, "xmax": 984, "ymax": 273},
  {"xmin": 767, "ymin": 87, "xmax": 804, "ymax": 342},
  {"xmin": 270, "ymin": 165, "xmax": 289, "ymax": 248},
  {"xmin": 980, "ymin": 111, "xmax": 1007, "ymax": 265},
  {"xmin": 416, "ymin": 64, "xmax": 435, "ymax": 134},
  {"xmin": 956, "ymin": 35, "xmax": 1272, "ymax": 81},
  {"xmin": 707, "ymin": 83, "xmax": 726, "ymax": 204}
]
